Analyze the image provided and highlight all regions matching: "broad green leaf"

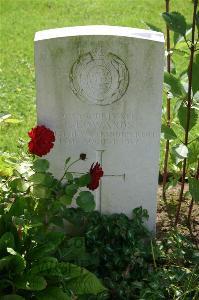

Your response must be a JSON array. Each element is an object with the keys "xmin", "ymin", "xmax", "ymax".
[
  {"xmin": 164, "ymin": 72, "xmax": 185, "ymax": 97},
  {"xmin": 161, "ymin": 125, "xmax": 177, "ymax": 140},
  {"xmin": 173, "ymin": 31, "xmax": 181, "ymax": 47},
  {"xmin": 0, "ymin": 254, "xmax": 26, "ymax": 273},
  {"xmin": 196, "ymin": 10, "xmax": 199, "ymax": 32},
  {"xmin": 192, "ymin": 54, "xmax": 199, "ymax": 95},
  {"xmin": 10, "ymin": 178, "xmax": 29, "ymax": 192},
  {"xmin": 15, "ymin": 275, "xmax": 47, "ymax": 291},
  {"xmin": 0, "ymin": 256, "xmax": 12, "ymax": 271},
  {"xmin": 162, "ymin": 12, "xmax": 187, "ymax": 36},
  {"xmin": 30, "ymin": 173, "xmax": 54, "ymax": 186},
  {"xmin": 65, "ymin": 183, "xmax": 78, "ymax": 197},
  {"xmin": 76, "ymin": 191, "xmax": 95, "ymax": 212},
  {"xmin": 30, "ymin": 260, "xmax": 58, "ymax": 274},
  {"xmin": 77, "ymin": 174, "xmax": 91, "ymax": 187},
  {"xmin": 33, "ymin": 159, "xmax": 49, "ymax": 172},
  {"xmin": 189, "ymin": 178, "xmax": 199, "ymax": 202},
  {"xmin": 0, "ymin": 232, "xmax": 15, "ymax": 254},
  {"xmin": 144, "ymin": 22, "xmax": 162, "ymax": 32},
  {"xmin": 178, "ymin": 105, "xmax": 198, "ymax": 131},
  {"xmin": 65, "ymin": 271, "xmax": 106, "ymax": 295},
  {"xmin": 32, "ymin": 185, "xmax": 50, "ymax": 198},
  {"xmin": 172, "ymin": 144, "xmax": 188, "ymax": 159},
  {"xmin": 58, "ymin": 194, "xmax": 72, "ymax": 205},
  {"xmin": 30, "ymin": 173, "xmax": 47, "ymax": 184},
  {"xmin": 1, "ymin": 295, "xmax": 25, "ymax": 300},
  {"xmin": 188, "ymin": 140, "xmax": 199, "ymax": 164},
  {"xmin": 36, "ymin": 287, "xmax": 71, "ymax": 300}
]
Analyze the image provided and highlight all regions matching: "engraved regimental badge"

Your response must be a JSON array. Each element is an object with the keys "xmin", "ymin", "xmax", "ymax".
[{"xmin": 70, "ymin": 48, "xmax": 129, "ymax": 106}]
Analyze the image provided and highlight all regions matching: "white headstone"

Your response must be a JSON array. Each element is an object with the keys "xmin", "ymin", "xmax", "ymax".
[{"xmin": 34, "ymin": 25, "xmax": 164, "ymax": 231}]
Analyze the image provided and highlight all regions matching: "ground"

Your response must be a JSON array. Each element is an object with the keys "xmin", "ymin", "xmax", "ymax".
[{"xmin": 157, "ymin": 184, "xmax": 199, "ymax": 244}]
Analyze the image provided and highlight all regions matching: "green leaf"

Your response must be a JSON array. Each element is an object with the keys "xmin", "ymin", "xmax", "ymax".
[
  {"xmin": 1, "ymin": 295, "xmax": 25, "ymax": 300},
  {"xmin": 77, "ymin": 174, "xmax": 91, "ymax": 187},
  {"xmin": 10, "ymin": 178, "xmax": 29, "ymax": 192},
  {"xmin": 30, "ymin": 260, "xmax": 58, "ymax": 274},
  {"xmin": 0, "ymin": 254, "xmax": 26, "ymax": 273},
  {"xmin": 36, "ymin": 287, "xmax": 71, "ymax": 300},
  {"xmin": 189, "ymin": 178, "xmax": 199, "ymax": 202},
  {"xmin": 188, "ymin": 140, "xmax": 199, "ymax": 164},
  {"xmin": 164, "ymin": 72, "xmax": 185, "ymax": 97},
  {"xmin": 162, "ymin": 12, "xmax": 187, "ymax": 36},
  {"xmin": 172, "ymin": 144, "xmax": 188, "ymax": 159},
  {"xmin": 30, "ymin": 173, "xmax": 47, "ymax": 184},
  {"xmin": 196, "ymin": 10, "xmax": 199, "ymax": 32},
  {"xmin": 15, "ymin": 275, "xmax": 47, "ymax": 291},
  {"xmin": 178, "ymin": 105, "xmax": 198, "ymax": 131},
  {"xmin": 192, "ymin": 54, "xmax": 199, "ymax": 95},
  {"xmin": 33, "ymin": 159, "xmax": 49, "ymax": 172},
  {"xmin": 0, "ymin": 232, "xmax": 15, "ymax": 254},
  {"xmin": 76, "ymin": 191, "xmax": 95, "ymax": 212},
  {"xmin": 161, "ymin": 125, "xmax": 177, "ymax": 140},
  {"xmin": 65, "ymin": 183, "xmax": 78, "ymax": 197},
  {"xmin": 30, "ymin": 173, "xmax": 54, "ymax": 186},
  {"xmin": 65, "ymin": 272, "xmax": 106, "ymax": 295},
  {"xmin": 58, "ymin": 195, "xmax": 72, "ymax": 205},
  {"xmin": 144, "ymin": 22, "xmax": 162, "ymax": 32},
  {"xmin": 32, "ymin": 185, "xmax": 50, "ymax": 198}
]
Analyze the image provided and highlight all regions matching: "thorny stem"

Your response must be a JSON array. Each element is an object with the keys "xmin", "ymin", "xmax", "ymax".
[
  {"xmin": 175, "ymin": 0, "xmax": 198, "ymax": 226},
  {"xmin": 187, "ymin": 159, "xmax": 199, "ymax": 224},
  {"xmin": 162, "ymin": 0, "xmax": 171, "ymax": 203}
]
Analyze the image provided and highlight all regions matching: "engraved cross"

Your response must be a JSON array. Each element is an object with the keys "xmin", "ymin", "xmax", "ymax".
[{"xmin": 95, "ymin": 149, "xmax": 125, "ymax": 211}]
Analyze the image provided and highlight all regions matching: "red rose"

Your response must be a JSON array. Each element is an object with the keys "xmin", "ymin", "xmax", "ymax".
[
  {"xmin": 87, "ymin": 162, "xmax": 104, "ymax": 191},
  {"xmin": 28, "ymin": 125, "xmax": 55, "ymax": 157}
]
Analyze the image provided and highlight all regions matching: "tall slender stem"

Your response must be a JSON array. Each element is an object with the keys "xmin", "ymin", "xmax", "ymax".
[
  {"xmin": 175, "ymin": 0, "xmax": 198, "ymax": 225},
  {"xmin": 187, "ymin": 159, "xmax": 199, "ymax": 224},
  {"xmin": 162, "ymin": 0, "xmax": 171, "ymax": 200}
]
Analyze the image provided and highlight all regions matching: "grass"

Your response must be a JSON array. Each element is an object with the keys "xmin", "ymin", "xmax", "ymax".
[{"xmin": 0, "ymin": 0, "xmax": 194, "ymax": 160}]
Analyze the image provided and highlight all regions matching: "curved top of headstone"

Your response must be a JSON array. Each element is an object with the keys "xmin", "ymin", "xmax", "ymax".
[{"xmin": 34, "ymin": 25, "xmax": 164, "ymax": 43}]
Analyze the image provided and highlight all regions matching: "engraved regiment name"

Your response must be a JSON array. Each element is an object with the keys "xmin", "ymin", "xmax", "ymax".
[{"xmin": 55, "ymin": 112, "xmax": 159, "ymax": 145}]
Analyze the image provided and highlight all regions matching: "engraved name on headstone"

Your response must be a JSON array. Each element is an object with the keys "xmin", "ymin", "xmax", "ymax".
[{"xmin": 34, "ymin": 26, "xmax": 164, "ymax": 231}]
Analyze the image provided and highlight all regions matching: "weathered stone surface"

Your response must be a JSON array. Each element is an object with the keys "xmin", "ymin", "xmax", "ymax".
[{"xmin": 34, "ymin": 25, "xmax": 164, "ymax": 231}]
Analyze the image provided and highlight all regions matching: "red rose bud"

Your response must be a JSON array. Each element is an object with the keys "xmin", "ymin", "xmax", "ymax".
[
  {"xmin": 87, "ymin": 162, "xmax": 104, "ymax": 191},
  {"xmin": 28, "ymin": 125, "xmax": 55, "ymax": 157}
]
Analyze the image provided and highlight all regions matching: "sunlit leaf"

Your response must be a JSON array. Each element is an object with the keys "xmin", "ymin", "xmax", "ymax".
[{"xmin": 162, "ymin": 12, "xmax": 187, "ymax": 36}]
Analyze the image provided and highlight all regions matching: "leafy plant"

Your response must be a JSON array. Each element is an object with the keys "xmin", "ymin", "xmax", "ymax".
[{"xmin": 0, "ymin": 148, "xmax": 106, "ymax": 298}]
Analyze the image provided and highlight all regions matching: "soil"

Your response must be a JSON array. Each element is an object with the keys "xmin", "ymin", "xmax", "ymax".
[{"xmin": 156, "ymin": 183, "xmax": 199, "ymax": 244}]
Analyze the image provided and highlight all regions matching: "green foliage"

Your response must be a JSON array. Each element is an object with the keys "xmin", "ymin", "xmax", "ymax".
[
  {"xmin": 161, "ymin": 125, "xmax": 177, "ymax": 140},
  {"xmin": 189, "ymin": 177, "xmax": 199, "ymax": 202},
  {"xmin": 164, "ymin": 72, "xmax": 185, "ymax": 97},
  {"xmin": 192, "ymin": 54, "xmax": 199, "ymax": 96},
  {"xmin": 82, "ymin": 211, "xmax": 199, "ymax": 300},
  {"xmin": 162, "ymin": 12, "xmax": 187, "ymax": 36},
  {"xmin": 0, "ymin": 156, "xmax": 105, "ymax": 299},
  {"xmin": 76, "ymin": 191, "xmax": 95, "ymax": 212},
  {"xmin": 178, "ymin": 105, "xmax": 198, "ymax": 132}
]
